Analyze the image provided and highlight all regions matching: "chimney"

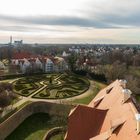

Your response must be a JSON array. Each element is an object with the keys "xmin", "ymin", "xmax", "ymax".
[
  {"xmin": 122, "ymin": 89, "xmax": 132, "ymax": 104},
  {"xmin": 119, "ymin": 79, "xmax": 127, "ymax": 88},
  {"xmin": 135, "ymin": 114, "xmax": 140, "ymax": 134}
]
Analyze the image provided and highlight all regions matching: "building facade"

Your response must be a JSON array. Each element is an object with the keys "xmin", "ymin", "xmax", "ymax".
[{"xmin": 11, "ymin": 52, "xmax": 68, "ymax": 73}]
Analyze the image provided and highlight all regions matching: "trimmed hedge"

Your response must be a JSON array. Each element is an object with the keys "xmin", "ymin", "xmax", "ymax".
[
  {"xmin": 14, "ymin": 84, "xmax": 25, "ymax": 91},
  {"xmin": 21, "ymin": 89, "xmax": 29, "ymax": 95}
]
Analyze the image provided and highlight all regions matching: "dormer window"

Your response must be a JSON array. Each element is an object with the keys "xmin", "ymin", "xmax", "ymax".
[
  {"xmin": 122, "ymin": 89, "xmax": 132, "ymax": 104},
  {"xmin": 110, "ymin": 117, "xmax": 126, "ymax": 133},
  {"xmin": 93, "ymin": 95, "xmax": 105, "ymax": 107},
  {"xmin": 135, "ymin": 114, "xmax": 140, "ymax": 134},
  {"xmin": 106, "ymin": 87, "xmax": 113, "ymax": 94},
  {"xmin": 119, "ymin": 79, "xmax": 127, "ymax": 88}
]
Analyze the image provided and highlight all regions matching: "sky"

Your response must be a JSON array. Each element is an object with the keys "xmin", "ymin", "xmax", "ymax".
[{"xmin": 0, "ymin": 0, "xmax": 140, "ymax": 44}]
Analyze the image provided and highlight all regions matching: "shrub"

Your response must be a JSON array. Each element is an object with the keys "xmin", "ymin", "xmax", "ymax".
[
  {"xmin": 21, "ymin": 89, "xmax": 29, "ymax": 95},
  {"xmin": 39, "ymin": 89, "xmax": 50, "ymax": 97},
  {"xmin": 14, "ymin": 85, "xmax": 25, "ymax": 91},
  {"xmin": 39, "ymin": 93, "xmax": 46, "ymax": 97}
]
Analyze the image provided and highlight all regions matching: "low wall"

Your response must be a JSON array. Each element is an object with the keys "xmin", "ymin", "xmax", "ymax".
[
  {"xmin": 43, "ymin": 127, "xmax": 65, "ymax": 140},
  {"xmin": 0, "ymin": 101, "xmax": 72, "ymax": 140}
]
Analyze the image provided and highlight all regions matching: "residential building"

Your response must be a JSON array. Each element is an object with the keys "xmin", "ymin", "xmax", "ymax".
[
  {"xmin": 11, "ymin": 52, "xmax": 68, "ymax": 73},
  {"xmin": 45, "ymin": 58, "xmax": 54, "ymax": 72},
  {"xmin": 62, "ymin": 51, "xmax": 69, "ymax": 57},
  {"xmin": 0, "ymin": 61, "xmax": 5, "ymax": 70}
]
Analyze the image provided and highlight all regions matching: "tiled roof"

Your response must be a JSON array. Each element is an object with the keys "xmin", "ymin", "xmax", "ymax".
[
  {"xmin": 12, "ymin": 52, "xmax": 37, "ymax": 59},
  {"xmin": 12, "ymin": 52, "xmax": 56, "ymax": 64},
  {"xmin": 12, "ymin": 52, "xmax": 64, "ymax": 65},
  {"xmin": 66, "ymin": 80, "xmax": 140, "ymax": 140},
  {"xmin": 66, "ymin": 105, "xmax": 108, "ymax": 140}
]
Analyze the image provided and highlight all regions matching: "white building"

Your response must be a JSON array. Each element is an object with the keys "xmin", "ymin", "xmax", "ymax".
[
  {"xmin": 35, "ymin": 58, "xmax": 43, "ymax": 70},
  {"xmin": 21, "ymin": 59, "xmax": 31, "ymax": 73},
  {"xmin": 11, "ymin": 52, "xmax": 68, "ymax": 73},
  {"xmin": 0, "ymin": 61, "xmax": 5, "ymax": 70},
  {"xmin": 45, "ymin": 58, "xmax": 54, "ymax": 72},
  {"xmin": 14, "ymin": 40, "xmax": 23, "ymax": 47},
  {"xmin": 62, "ymin": 51, "xmax": 69, "ymax": 57}
]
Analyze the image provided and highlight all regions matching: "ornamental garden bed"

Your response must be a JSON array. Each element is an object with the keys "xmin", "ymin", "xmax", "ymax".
[
  {"xmin": 33, "ymin": 73, "xmax": 89, "ymax": 99},
  {"xmin": 12, "ymin": 73, "xmax": 90, "ymax": 99},
  {"xmin": 13, "ymin": 78, "xmax": 43, "ymax": 96},
  {"xmin": 12, "ymin": 74, "xmax": 56, "ymax": 96}
]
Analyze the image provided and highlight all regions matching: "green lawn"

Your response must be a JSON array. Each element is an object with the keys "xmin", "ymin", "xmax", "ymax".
[
  {"xmin": 73, "ymin": 80, "xmax": 107, "ymax": 104},
  {"xmin": 50, "ymin": 133, "xmax": 65, "ymax": 140},
  {"xmin": 129, "ymin": 66, "xmax": 140, "ymax": 77},
  {"xmin": 6, "ymin": 113, "xmax": 66, "ymax": 140},
  {"xmin": 135, "ymin": 95, "xmax": 140, "ymax": 103}
]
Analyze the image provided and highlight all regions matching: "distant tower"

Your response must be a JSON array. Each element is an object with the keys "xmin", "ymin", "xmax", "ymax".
[{"xmin": 10, "ymin": 36, "xmax": 12, "ymax": 45}]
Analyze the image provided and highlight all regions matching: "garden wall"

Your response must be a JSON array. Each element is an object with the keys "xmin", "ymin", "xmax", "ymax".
[
  {"xmin": 0, "ymin": 101, "xmax": 72, "ymax": 140},
  {"xmin": 43, "ymin": 127, "xmax": 65, "ymax": 140}
]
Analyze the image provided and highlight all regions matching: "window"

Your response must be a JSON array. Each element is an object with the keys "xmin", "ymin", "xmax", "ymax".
[
  {"xmin": 110, "ymin": 117, "xmax": 126, "ymax": 133},
  {"xmin": 93, "ymin": 95, "xmax": 105, "ymax": 107},
  {"xmin": 106, "ymin": 87, "xmax": 113, "ymax": 94}
]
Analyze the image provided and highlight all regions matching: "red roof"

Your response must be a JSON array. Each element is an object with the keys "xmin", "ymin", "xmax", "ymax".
[
  {"xmin": 66, "ymin": 105, "xmax": 108, "ymax": 140},
  {"xmin": 12, "ymin": 52, "xmax": 56, "ymax": 64},
  {"xmin": 12, "ymin": 52, "xmax": 31, "ymax": 59},
  {"xmin": 12, "ymin": 52, "xmax": 38, "ymax": 59},
  {"xmin": 66, "ymin": 80, "xmax": 140, "ymax": 140}
]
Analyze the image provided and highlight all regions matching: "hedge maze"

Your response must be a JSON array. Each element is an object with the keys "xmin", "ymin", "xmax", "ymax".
[
  {"xmin": 13, "ymin": 75, "xmax": 45, "ymax": 96},
  {"xmin": 33, "ymin": 74, "xmax": 89, "ymax": 99},
  {"xmin": 13, "ymin": 73, "xmax": 90, "ymax": 99}
]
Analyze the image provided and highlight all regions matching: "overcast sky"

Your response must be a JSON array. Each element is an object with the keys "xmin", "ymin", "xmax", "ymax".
[{"xmin": 0, "ymin": 0, "xmax": 140, "ymax": 44}]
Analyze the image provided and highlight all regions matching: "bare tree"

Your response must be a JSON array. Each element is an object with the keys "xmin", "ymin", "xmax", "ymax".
[
  {"xmin": 103, "ymin": 61, "xmax": 127, "ymax": 83},
  {"xmin": 0, "ymin": 94, "xmax": 11, "ymax": 111}
]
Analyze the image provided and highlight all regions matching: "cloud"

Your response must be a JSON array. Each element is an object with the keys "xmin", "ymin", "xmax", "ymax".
[
  {"xmin": 0, "ymin": 0, "xmax": 140, "ymax": 43},
  {"xmin": 0, "ymin": 24, "xmax": 80, "ymax": 33},
  {"xmin": 0, "ymin": 14, "xmax": 131, "ymax": 30},
  {"xmin": 0, "ymin": 0, "xmax": 140, "ymax": 31},
  {"xmin": 84, "ymin": 0, "xmax": 140, "ymax": 27}
]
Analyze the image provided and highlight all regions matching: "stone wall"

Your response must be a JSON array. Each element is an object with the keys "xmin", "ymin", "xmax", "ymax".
[
  {"xmin": 43, "ymin": 127, "xmax": 65, "ymax": 140},
  {"xmin": 0, "ymin": 101, "xmax": 72, "ymax": 140}
]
